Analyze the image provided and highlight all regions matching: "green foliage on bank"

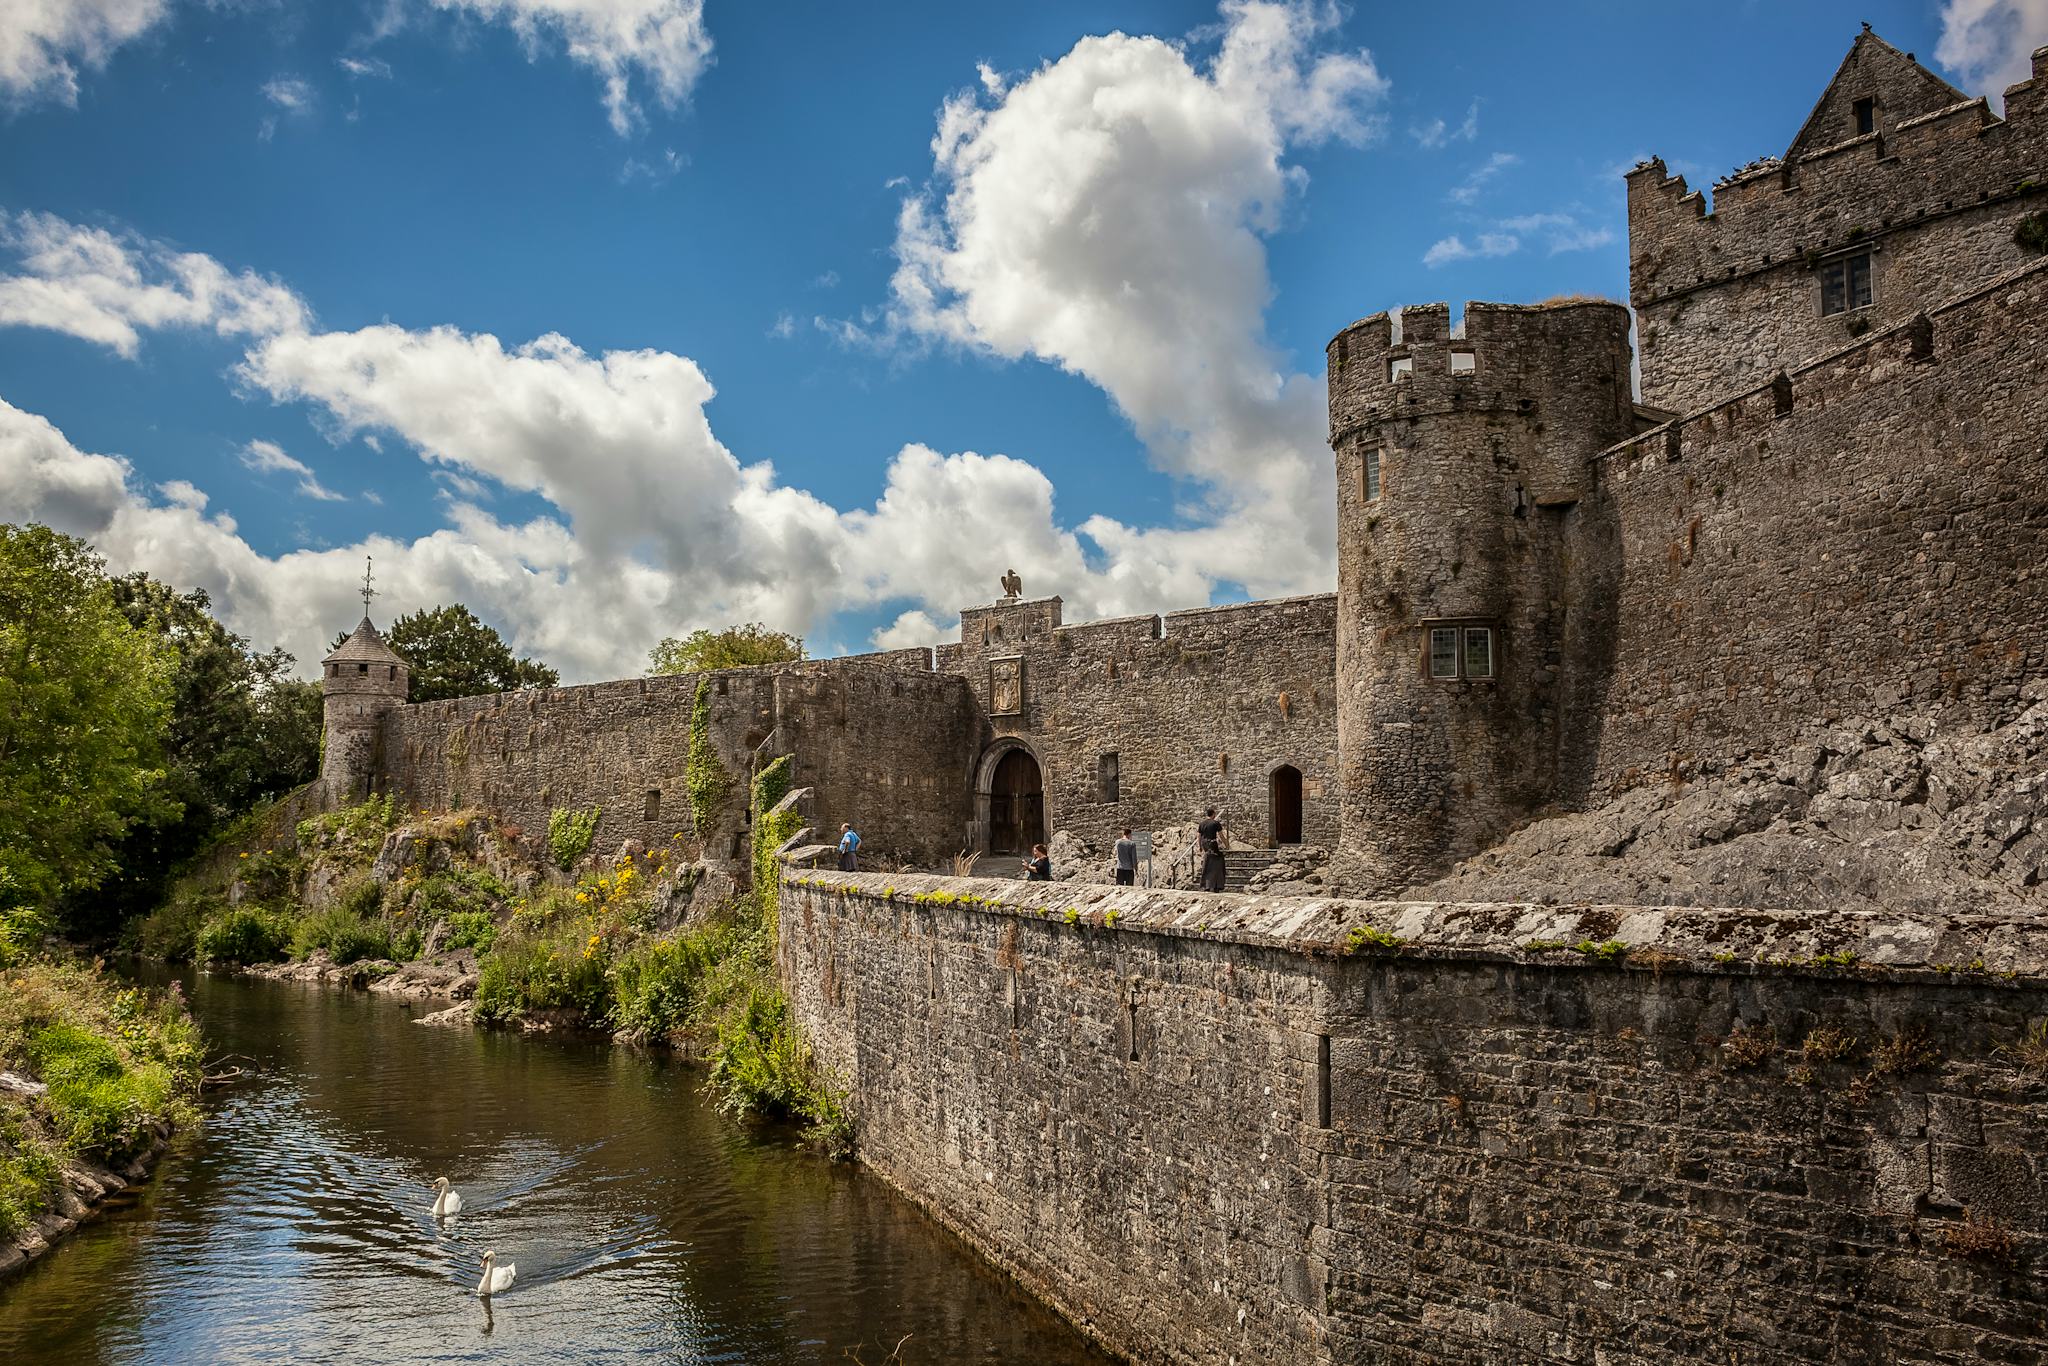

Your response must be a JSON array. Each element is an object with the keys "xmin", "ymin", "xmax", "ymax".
[
  {"xmin": 547, "ymin": 805, "xmax": 600, "ymax": 872},
  {"xmin": 0, "ymin": 959, "xmax": 201, "ymax": 1238}
]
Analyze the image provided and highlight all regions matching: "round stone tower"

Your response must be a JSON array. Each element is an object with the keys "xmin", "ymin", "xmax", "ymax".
[
  {"xmin": 1324, "ymin": 299, "xmax": 1636, "ymax": 892},
  {"xmin": 320, "ymin": 617, "xmax": 408, "ymax": 802}
]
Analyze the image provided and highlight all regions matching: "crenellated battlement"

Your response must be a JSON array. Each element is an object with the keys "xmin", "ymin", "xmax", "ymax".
[
  {"xmin": 1326, "ymin": 299, "xmax": 1632, "ymax": 452},
  {"xmin": 1630, "ymin": 41, "xmax": 2048, "ymax": 410}
]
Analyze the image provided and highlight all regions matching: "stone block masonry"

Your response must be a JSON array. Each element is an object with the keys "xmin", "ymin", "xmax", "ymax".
[
  {"xmin": 781, "ymin": 868, "xmax": 2048, "ymax": 1364},
  {"xmin": 378, "ymin": 654, "xmax": 977, "ymax": 870},
  {"xmin": 1581, "ymin": 256, "xmax": 2048, "ymax": 799}
]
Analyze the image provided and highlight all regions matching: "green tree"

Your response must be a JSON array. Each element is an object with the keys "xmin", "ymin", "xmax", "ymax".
[
  {"xmin": 343, "ymin": 604, "xmax": 559, "ymax": 703},
  {"xmin": 647, "ymin": 623, "xmax": 805, "ymax": 675},
  {"xmin": 77, "ymin": 575, "xmax": 323, "ymax": 932},
  {"xmin": 0, "ymin": 526, "xmax": 176, "ymax": 919}
]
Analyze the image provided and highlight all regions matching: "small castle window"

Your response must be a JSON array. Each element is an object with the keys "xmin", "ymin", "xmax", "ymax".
[
  {"xmin": 1427, "ymin": 623, "xmax": 1497, "ymax": 682},
  {"xmin": 1449, "ymin": 350, "xmax": 1476, "ymax": 374},
  {"xmin": 387, "ymin": 666, "xmax": 396, "ymax": 680},
  {"xmin": 644, "ymin": 789, "xmax": 661, "ymax": 821},
  {"xmin": 1098, "ymin": 752, "xmax": 1120, "ymax": 803},
  {"xmin": 1361, "ymin": 448, "xmax": 1382, "ymax": 503},
  {"xmin": 1819, "ymin": 251, "xmax": 1873, "ymax": 315},
  {"xmin": 1462, "ymin": 628, "xmax": 1494, "ymax": 680},
  {"xmin": 357, "ymin": 662, "xmax": 368, "ymax": 674},
  {"xmin": 1388, "ymin": 357, "xmax": 1413, "ymax": 383},
  {"xmin": 1853, "ymin": 98, "xmax": 1875, "ymax": 136},
  {"xmin": 1428, "ymin": 628, "xmax": 1459, "ymax": 680}
]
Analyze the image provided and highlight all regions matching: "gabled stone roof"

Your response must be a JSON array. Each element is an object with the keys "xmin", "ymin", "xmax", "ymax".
[
  {"xmin": 1785, "ymin": 28, "xmax": 1972, "ymax": 162},
  {"xmin": 323, "ymin": 617, "xmax": 406, "ymax": 666}
]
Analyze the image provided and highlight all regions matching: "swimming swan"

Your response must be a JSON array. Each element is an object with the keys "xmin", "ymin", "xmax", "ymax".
[
  {"xmin": 431, "ymin": 1177, "xmax": 463, "ymax": 1218},
  {"xmin": 477, "ymin": 1250, "xmax": 516, "ymax": 1297}
]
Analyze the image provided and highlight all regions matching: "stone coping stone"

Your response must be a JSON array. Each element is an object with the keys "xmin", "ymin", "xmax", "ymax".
[{"xmin": 780, "ymin": 868, "xmax": 2048, "ymax": 985}]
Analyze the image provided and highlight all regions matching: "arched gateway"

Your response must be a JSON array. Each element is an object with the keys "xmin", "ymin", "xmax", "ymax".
[{"xmin": 975, "ymin": 742, "xmax": 1045, "ymax": 858}]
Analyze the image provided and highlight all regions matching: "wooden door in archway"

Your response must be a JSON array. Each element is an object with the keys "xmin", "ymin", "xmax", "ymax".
[{"xmin": 989, "ymin": 749, "xmax": 1045, "ymax": 855}]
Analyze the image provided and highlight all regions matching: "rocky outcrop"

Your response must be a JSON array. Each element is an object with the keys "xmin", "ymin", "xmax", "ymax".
[{"xmin": 1411, "ymin": 689, "xmax": 2048, "ymax": 914}]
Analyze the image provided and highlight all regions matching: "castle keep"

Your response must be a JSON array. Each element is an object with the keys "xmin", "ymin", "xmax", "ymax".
[
  {"xmin": 313, "ymin": 33, "xmax": 2048, "ymax": 1365},
  {"xmin": 323, "ymin": 31, "xmax": 2048, "ymax": 902}
]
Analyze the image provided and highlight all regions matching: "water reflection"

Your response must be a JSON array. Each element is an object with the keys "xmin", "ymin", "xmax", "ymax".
[{"xmin": 0, "ymin": 971, "xmax": 1110, "ymax": 1365}]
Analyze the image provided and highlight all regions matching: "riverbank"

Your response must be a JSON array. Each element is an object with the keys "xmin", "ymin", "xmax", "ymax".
[
  {"xmin": 137, "ymin": 773, "xmax": 848, "ymax": 1152},
  {"xmin": 0, "ymin": 959, "xmax": 201, "ymax": 1279}
]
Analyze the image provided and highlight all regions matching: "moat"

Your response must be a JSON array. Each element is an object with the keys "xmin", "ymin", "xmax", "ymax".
[{"xmin": 0, "ymin": 971, "xmax": 1108, "ymax": 1365}]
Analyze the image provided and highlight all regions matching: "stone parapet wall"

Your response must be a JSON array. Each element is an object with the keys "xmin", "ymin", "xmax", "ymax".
[
  {"xmin": 781, "ymin": 869, "xmax": 2048, "ymax": 1364},
  {"xmin": 1579, "ymin": 256, "xmax": 2048, "ymax": 798}
]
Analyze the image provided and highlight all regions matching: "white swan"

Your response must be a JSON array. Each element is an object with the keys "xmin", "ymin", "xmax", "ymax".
[
  {"xmin": 477, "ymin": 1249, "xmax": 516, "ymax": 1297},
  {"xmin": 431, "ymin": 1177, "xmax": 463, "ymax": 1218}
]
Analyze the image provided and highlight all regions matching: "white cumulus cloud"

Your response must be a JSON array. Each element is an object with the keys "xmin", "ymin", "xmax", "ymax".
[
  {"xmin": 0, "ymin": 210, "xmax": 310, "ymax": 358},
  {"xmin": 1937, "ymin": 0, "xmax": 2048, "ymax": 105},
  {"xmin": 428, "ymin": 0, "xmax": 713, "ymax": 136},
  {"xmin": 881, "ymin": 0, "xmax": 1388, "ymax": 611},
  {"xmin": 0, "ymin": 0, "xmax": 169, "ymax": 107}
]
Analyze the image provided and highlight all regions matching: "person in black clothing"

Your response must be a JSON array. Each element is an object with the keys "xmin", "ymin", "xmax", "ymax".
[
  {"xmin": 1196, "ymin": 807, "xmax": 1227, "ymax": 892},
  {"xmin": 1023, "ymin": 843, "xmax": 1053, "ymax": 881}
]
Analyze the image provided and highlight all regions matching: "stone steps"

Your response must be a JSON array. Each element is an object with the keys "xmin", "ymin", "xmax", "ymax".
[{"xmin": 1221, "ymin": 849, "xmax": 1279, "ymax": 892}]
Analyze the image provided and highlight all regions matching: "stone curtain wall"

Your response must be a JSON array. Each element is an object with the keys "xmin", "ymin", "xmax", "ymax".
[
  {"xmin": 1580, "ymin": 257, "xmax": 2048, "ymax": 798},
  {"xmin": 942, "ymin": 593, "xmax": 1341, "ymax": 853},
  {"xmin": 379, "ymin": 654, "xmax": 976, "ymax": 868},
  {"xmin": 1628, "ymin": 47, "xmax": 2048, "ymax": 411},
  {"xmin": 780, "ymin": 870, "xmax": 2048, "ymax": 1365}
]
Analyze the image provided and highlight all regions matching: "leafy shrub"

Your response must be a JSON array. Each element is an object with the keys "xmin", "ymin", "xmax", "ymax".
[
  {"xmin": 290, "ymin": 907, "xmax": 393, "ymax": 965},
  {"xmin": 134, "ymin": 894, "xmax": 218, "ymax": 963},
  {"xmin": 0, "ymin": 1109, "xmax": 58, "ymax": 1236},
  {"xmin": 473, "ymin": 922, "xmax": 612, "ymax": 1023},
  {"xmin": 443, "ymin": 910, "xmax": 498, "ymax": 955},
  {"xmin": 393, "ymin": 926, "xmax": 423, "ymax": 961},
  {"xmin": 0, "ymin": 902, "xmax": 52, "ymax": 969},
  {"xmin": 706, "ymin": 980, "xmax": 852, "ymax": 1153},
  {"xmin": 610, "ymin": 932, "xmax": 717, "ymax": 1038},
  {"xmin": 333, "ymin": 876, "xmax": 384, "ymax": 920},
  {"xmin": 195, "ymin": 907, "xmax": 292, "ymax": 965},
  {"xmin": 548, "ymin": 805, "xmax": 601, "ymax": 871},
  {"xmin": 232, "ymin": 849, "xmax": 298, "ymax": 904}
]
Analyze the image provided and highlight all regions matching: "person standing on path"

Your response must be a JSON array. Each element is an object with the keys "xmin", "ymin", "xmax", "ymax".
[
  {"xmin": 1112, "ymin": 828, "xmax": 1137, "ymax": 886},
  {"xmin": 837, "ymin": 823, "xmax": 861, "ymax": 872},
  {"xmin": 1197, "ymin": 807, "xmax": 1228, "ymax": 892}
]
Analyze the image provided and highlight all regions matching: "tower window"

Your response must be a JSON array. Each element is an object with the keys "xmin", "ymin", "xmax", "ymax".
[
  {"xmin": 1362, "ymin": 448, "xmax": 1382, "ymax": 503},
  {"xmin": 1428, "ymin": 628, "xmax": 1459, "ymax": 680},
  {"xmin": 1449, "ymin": 350, "xmax": 1476, "ymax": 374},
  {"xmin": 644, "ymin": 788, "xmax": 661, "ymax": 820},
  {"xmin": 357, "ymin": 662, "xmax": 368, "ymax": 674},
  {"xmin": 1098, "ymin": 752, "xmax": 1120, "ymax": 802},
  {"xmin": 1819, "ymin": 251, "xmax": 1873, "ymax": 315},
  {"xmin": 1853, "ymin": 97, "xmax": 1875, "ymax": 136},
  {"xmin": 1426, "ymin": 623, "xmax": 1497, "ymax": 682},
  {"xmin": 387, "ymin": 666, "xmax": 396, "ymax": 680},
  {"xmin": 1388, "ymin": 356, "xmax": 1413, "ymax": 382},
  {"xmin": 1462, "ymin": 628, "xmax": 1494, "ymax": 680}
]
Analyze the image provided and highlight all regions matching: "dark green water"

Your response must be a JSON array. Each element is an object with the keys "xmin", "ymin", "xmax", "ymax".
[{"xmin": 0, "ymin": 971, "xmax": 1109, "ymax": 1364}]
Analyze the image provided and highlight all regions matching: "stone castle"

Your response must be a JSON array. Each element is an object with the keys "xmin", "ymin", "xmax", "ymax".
[{"xmin": 319, "ymin": 30, "xmax": 2048, "ymax": 900}]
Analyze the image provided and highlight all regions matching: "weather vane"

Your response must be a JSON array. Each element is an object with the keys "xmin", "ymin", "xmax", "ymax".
[{"xmin": 360, "ymin": 555, "xmax": 377, "ymax": 616}]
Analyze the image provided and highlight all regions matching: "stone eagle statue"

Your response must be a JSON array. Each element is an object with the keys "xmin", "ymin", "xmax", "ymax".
[{"xmin": 1000, "ymin": 568, "xmax": 1022, "ymax": 599}]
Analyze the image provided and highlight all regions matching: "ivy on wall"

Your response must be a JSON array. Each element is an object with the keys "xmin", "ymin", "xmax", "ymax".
[
  {"xmin": 686, "ymin": 679, "xmax": 733, "ymax": 840},
  {"xmin": 750, "ymin": 755, "xmax": 800, "ymax": 933}
]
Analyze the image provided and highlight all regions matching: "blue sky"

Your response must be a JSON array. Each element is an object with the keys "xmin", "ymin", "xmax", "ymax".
[{"xmin": 0, "ymin": 0, "xmax": 2036, "ymax": 679}]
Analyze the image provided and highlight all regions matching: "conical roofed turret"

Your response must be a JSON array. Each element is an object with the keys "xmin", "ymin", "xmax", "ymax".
[{"xmin": 324, "ymin": 617, "xmax": 405, "ymax": 667}]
